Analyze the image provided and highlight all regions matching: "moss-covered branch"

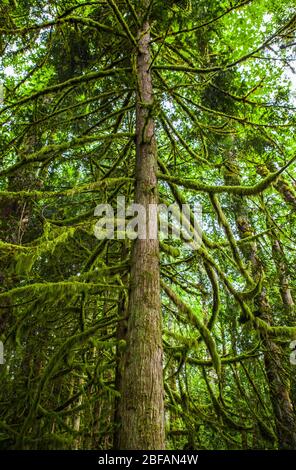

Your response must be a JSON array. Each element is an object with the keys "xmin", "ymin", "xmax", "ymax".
[{"xmin": 158, "ymin": 154, "xmax": 296, "ymax": 195}]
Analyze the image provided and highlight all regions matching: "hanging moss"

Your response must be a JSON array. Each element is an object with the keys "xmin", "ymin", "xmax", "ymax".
[{"xmin": 161, "ymin": 280, "xmax": 221, "ymax": 378}]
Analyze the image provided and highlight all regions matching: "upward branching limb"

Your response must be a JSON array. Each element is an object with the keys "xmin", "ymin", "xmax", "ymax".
[{"xmin": 106, "ymin": 0, "xmax": 137, "ymax": 45}]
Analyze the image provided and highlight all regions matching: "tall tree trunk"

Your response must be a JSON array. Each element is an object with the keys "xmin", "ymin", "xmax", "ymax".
[
  {"xmin": 118, "ymin": 14, "xmax": 165, "ymax": 450},
  {"xmin": 224, "ymin": 154, "xmax": 296, "ymax": 450},
  {"xmin": 113, "ymin": 245, "xmax": 128, "ymax": 449}
]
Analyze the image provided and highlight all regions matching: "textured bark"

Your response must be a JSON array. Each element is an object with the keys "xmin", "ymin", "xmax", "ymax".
[
  {"xmin": 270, "ymin": 215, "xmax": 296, "ymax": 414},
  {"xmin": 117, "ymin": 17, "xmax": 165, "ymax": 450},
  {"xmin": 271, "ymin": 239, "xmax": 295, "ymax": 322},
  {"xmin": 73, "ymin": 378, "xmax": 83, "ymax": 450},
  {"xmin": 113, "ymin": 313, "xmax": 127, "ymax": 449},
  {"xmin": 113, "ymin": 245, "xmax": 128, "ymax": 449},
  {"xmin": 224, "ymin": 155, "xmax": 296, "ymax": 450},
  {"xmin": 262, "ymin": 332, "xmax": 296, "ymax": 449}
]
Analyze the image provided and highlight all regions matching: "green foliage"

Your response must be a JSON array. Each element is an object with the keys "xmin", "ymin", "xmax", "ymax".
[{"xmin": 0, "ymin": 0, "xmax": 295, "ymax": 451}]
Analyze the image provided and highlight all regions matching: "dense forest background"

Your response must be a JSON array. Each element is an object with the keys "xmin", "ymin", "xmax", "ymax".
[{"xmin": 0, "ymin": 0, "xmax": 296, "ymax": 450}]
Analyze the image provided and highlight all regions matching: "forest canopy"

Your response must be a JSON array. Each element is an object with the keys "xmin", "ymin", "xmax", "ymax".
[{"xmin": 0, "ymin": 0, "xmax": 296, "ymax": 451}]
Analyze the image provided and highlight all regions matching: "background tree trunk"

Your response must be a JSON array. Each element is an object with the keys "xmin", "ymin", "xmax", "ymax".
[{"xmin": 224, "ymin": 154, "xmax": 296, "ymax": 450}]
